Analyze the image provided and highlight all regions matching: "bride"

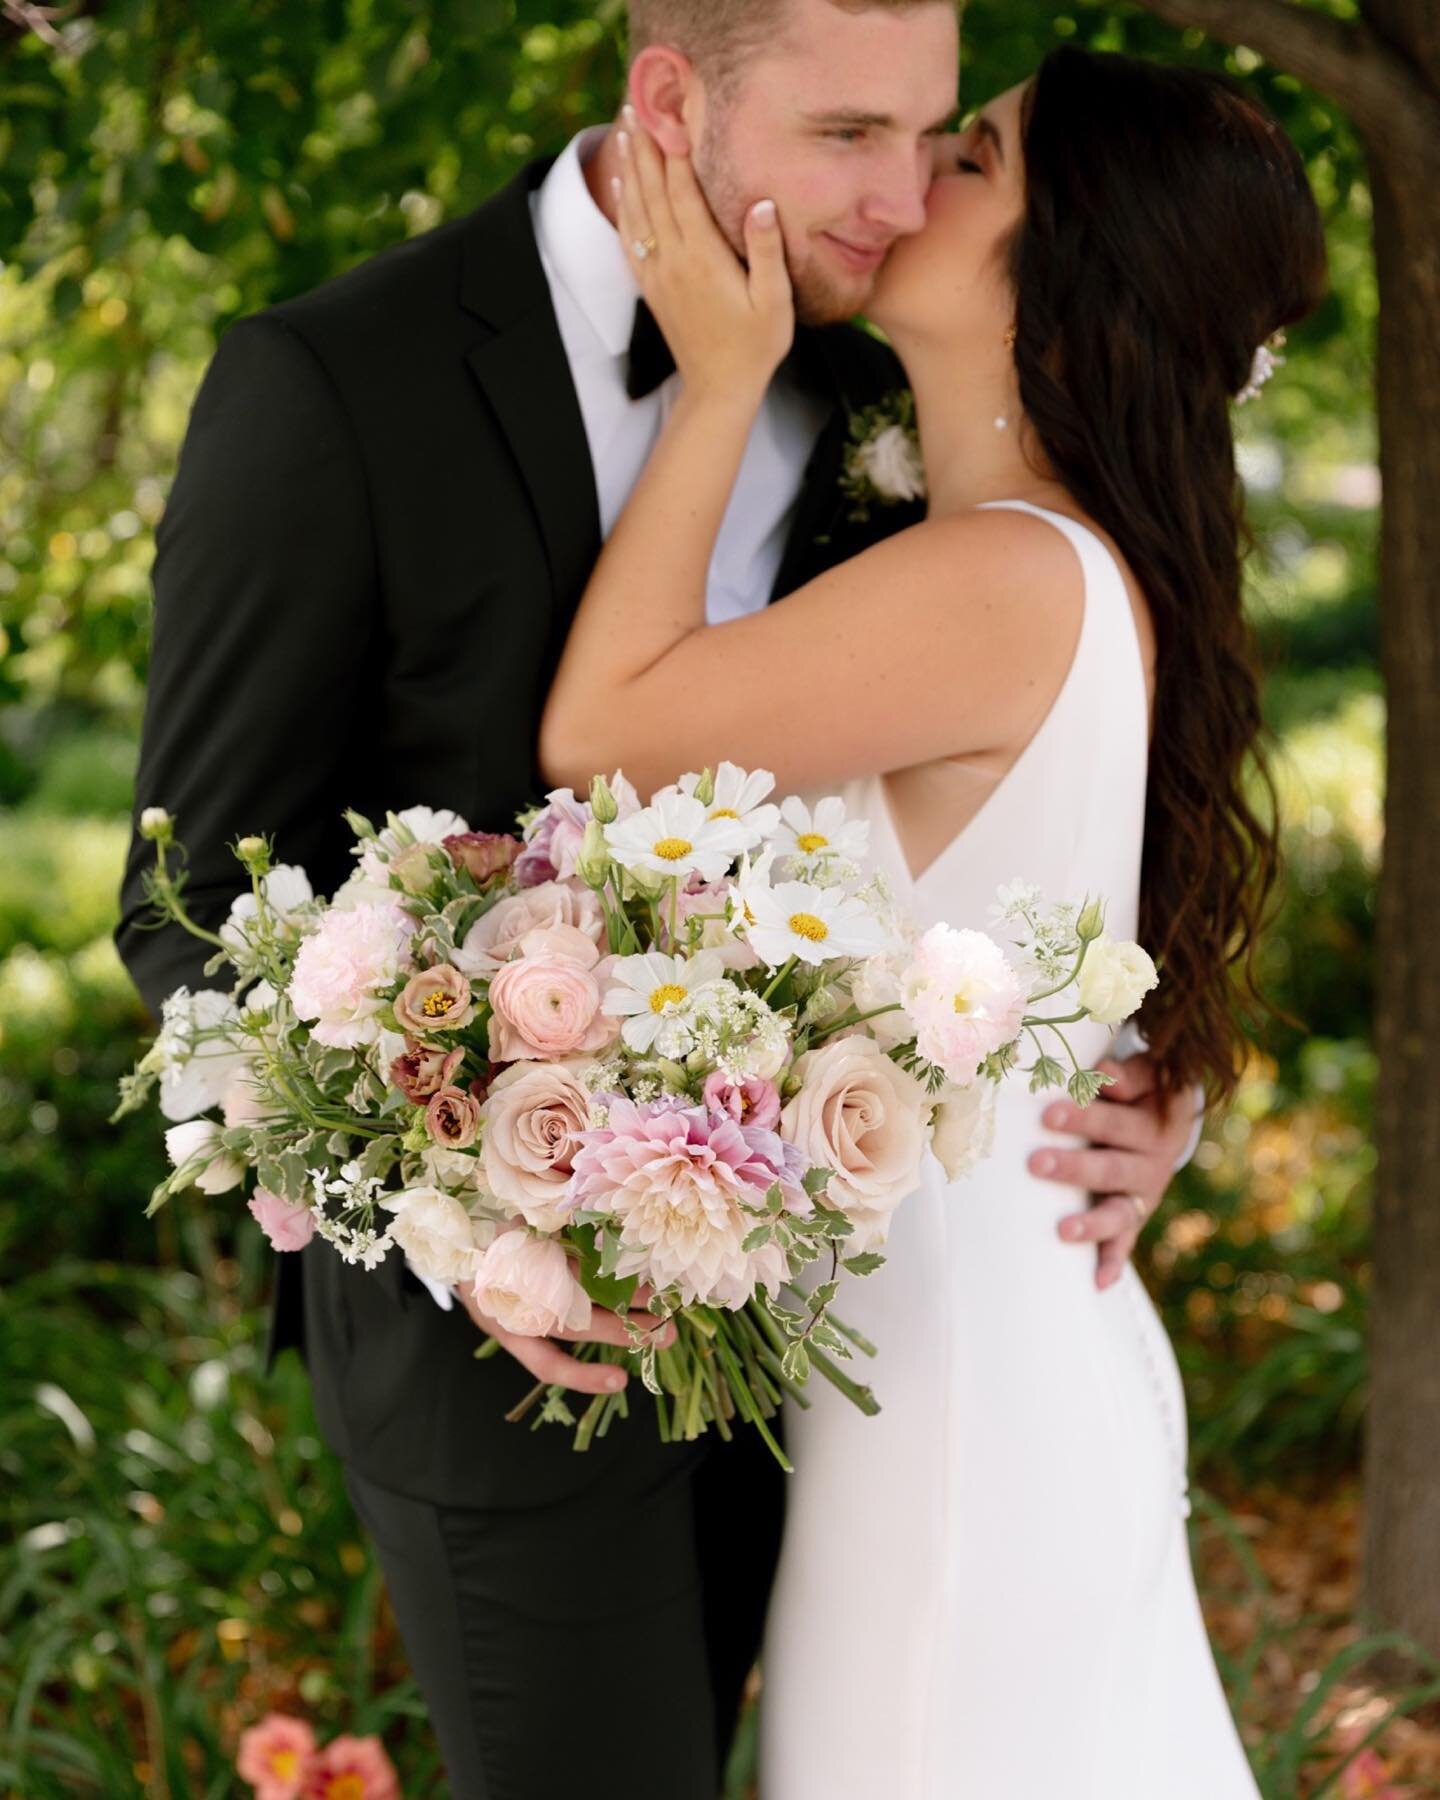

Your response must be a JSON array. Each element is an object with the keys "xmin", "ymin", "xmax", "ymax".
[{"xmin": 539, "ymin": 44, "xmax": 1326, "ymax": 1798}]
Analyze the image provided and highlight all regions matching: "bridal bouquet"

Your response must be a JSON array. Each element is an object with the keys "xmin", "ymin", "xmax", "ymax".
[{"xmin": 117, "ymin": 765, "xmax": 1156, "ymax": 1469}]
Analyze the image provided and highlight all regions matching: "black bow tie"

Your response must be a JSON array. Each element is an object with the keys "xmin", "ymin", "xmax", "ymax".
[{"xmin": 625, "ymin": 300, "xmax": 676, "ymax": 400}]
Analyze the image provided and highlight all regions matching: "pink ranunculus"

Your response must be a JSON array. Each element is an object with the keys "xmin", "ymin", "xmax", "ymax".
[
  {"xmin": 444, "ymin": 830, "xmax": 522, "ymax": 886},
  {"xmin": 451, "ymin": 881, "xmax": 606, "ymax": 980},
  {"xmin": 703, "ymin": 1071, "xmax": 782, "ymax": 1133},
  {"xmin": 568, "ymin": 1098, "xmax": 809, "ymax": 1308},
  {"xmin": 486, "ymin": 925, "xmax": 617, "ymax": 1062},
  {"xmin": 302, "ymin": 1734, "xmax": 399, "ymax": 1800},
  {"xmin": 392, "ymin": 964, "xmax": 475, "ymax": 1036},
  {"xmin": 247, "ymin": 1187, "xmax": 317, "ymax": 1252},
  {"xmin": 480, "ymin": 1058, "xmax": 596, "ymax": 1232},
  {"xmin": 236, "ymin": 1712, "xmax": 317, "ymax": 1800},
  {"xmin": 389, "ymin": 1039, "xmax": 465, "ymax": 1103},
  {"xmin": 288, "ymin": 903, "xmax": 415, "ymax": 1049},
  {"xmin": 469, "ymin": 1230, "xmax": 593, "ymax": 1337},
  {"xmin": 425, "ymin": 1083, "xmax": 482, "ymax": 1149}
]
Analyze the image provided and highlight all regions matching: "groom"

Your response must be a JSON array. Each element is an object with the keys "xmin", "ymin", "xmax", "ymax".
[{"xmin": 117, "ymin": 0, "xmax": 1195, "ymax": 1792}]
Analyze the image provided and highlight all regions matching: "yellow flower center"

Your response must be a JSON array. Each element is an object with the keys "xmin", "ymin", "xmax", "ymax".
[
  {"xmin": 653, "ymin": 837, "xmax": 694, "ymax": 862},
  {"xmin": 650, "ymin": 983, "xmax": 689, "ymax": 1013},
  {"xmin": 270, "ymin": 1751, "xmax": 300, "ymax": 1781},
  {"xmin": 953, "ymin": 993, "xmax": 972, "ymax": 1014},
  {"xmin": 795, "ymin": 832, "xmax": 829, "ymax": 854},
  {"xmin": 709, "ymin": 807, "xmax": 739, "ymax": 819},
  {"xmin": 788, "ymin": 912, "xmax": 830, "ymax": 944},
  {"xmin": 422, "ymin": 990, "xmax": 457, "ymax": 1017},
  {"xmin": 322, "ymin": 1778, "xmax": 367, "ymax": 1800}
]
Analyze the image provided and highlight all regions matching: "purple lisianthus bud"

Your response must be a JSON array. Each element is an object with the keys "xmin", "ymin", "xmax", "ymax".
[{"xmin": 445, "ymin": 831, "xmax": 522, "ymax": 887}]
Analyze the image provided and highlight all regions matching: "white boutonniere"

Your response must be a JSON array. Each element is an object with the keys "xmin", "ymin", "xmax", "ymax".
[{"xmin": 840, "ymin": 390, "xmax": 927, "ymax": 522}]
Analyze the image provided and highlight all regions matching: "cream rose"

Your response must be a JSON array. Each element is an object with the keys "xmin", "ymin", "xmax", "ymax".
[
  {"xmin": 781, "ymin": 1036, "xmax": 929, "ymax": 1252},
  {"xmin": 480, "ymin": 1059, "xmax": 596, "ymax": 1231},
  {"xmin": 469, "ymin": 1231, "xmax": 593, "ymax": 1338},
  {"xmin": 452, "ymin": 881, "xmax": 606, "ymax": 980},
  {"xmin": 384, "ymin": 1186, "xmax": 488, "ymax": 1286},
  {"xmin": 1076, "ymin": 935, "xmax": 1159, "ymax": 1026}
]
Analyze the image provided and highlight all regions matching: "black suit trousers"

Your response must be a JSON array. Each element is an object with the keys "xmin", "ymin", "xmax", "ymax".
[{"xmin": 343, "ymin": 1411, "xmax": 784, "ymax": 1800}]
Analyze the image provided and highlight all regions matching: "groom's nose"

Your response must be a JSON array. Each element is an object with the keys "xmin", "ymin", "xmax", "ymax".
[{"xmin": 859, "ymin": 147, "xmax": 933, "ymax": 239}]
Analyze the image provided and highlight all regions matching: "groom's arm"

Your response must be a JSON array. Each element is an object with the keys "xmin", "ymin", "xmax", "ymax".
[{"xmin": 116, "ymin": 314, "xmax": 378, "ymax": 1016}]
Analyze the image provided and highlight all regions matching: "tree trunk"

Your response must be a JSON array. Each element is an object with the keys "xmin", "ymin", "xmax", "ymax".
[{"xmin": 1359, "ymin": 8, "xmax": 1440, "ymax": 1662}]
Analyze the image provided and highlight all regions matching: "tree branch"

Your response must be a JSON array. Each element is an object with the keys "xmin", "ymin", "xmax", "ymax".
[{"xmin": 1139, "ymin": 0, "xmax": 1439, "ymax": 169}]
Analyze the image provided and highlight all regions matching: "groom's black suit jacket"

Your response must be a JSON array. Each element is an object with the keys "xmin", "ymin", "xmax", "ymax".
[{"xmin": 116, "ymin": 156, "xmax": 919, "ymax": 1509}]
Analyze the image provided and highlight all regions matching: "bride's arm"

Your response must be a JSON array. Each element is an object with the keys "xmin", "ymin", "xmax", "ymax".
[{"xmin": 540, "ymin": 126, "xmax": 1081, "ymax": 795}]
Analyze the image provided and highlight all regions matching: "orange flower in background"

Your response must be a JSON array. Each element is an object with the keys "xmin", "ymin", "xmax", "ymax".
[
  {"xmin": 303, "ymin": 1733, "xmax": 401, "ymax": 1800},
  {"xmin": 237, "ymin": 1713, "xmax": 318, "ymax": 1800},
  {"xmin": 1343, "ymin": 1745, "xmax": 1401, "ymax": 1799}
]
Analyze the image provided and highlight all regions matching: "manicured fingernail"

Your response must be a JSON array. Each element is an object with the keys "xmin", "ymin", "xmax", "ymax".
[
  {"xmin": 617, "ymin": 130, "xmax": 630, "ymax": 155},
  {"xmin": 752, "ymin": 199, "xmax": 777, "ymax": 225},
  {"xmin": 1033, "ymin": 1151, "xmax": 1056, "ymax": 1177},
  {"xmin": 1044, "ymin": 1105, "xmax": 1068, "ymax": 1129},
  {"xmin": 607, "ymin": 1372, "xmax": 626, "ymax": 1391},
  {"xmin": 623, "ymin": 103, "xmax": 637, "ymax": 125},
  {"xmin": 610, "ymin": 175, "xmax": 622, "ymax": 199},
  {"xmin": 1062, "ymin": 1218, "xmax": 1085, "ymax": 1241}
]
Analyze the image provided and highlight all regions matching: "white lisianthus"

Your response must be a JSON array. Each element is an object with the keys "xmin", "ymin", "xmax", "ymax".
[
  {"xmin": 604, "ymin": 792, "xmax": 752, "ymax": 884},
  {"xmin": 772, "ymin": 795, "xmax": 869, "ymax": 872},
  {"xmin": 677, "ymin": 762, "xmax": 780, "ymax": 848},
  {"xmin": 381, "ymin": 1186, "xmax": 491, "ymax": 1285},
  {"xmin": 741, "ymin": 878, "xmax": 894, "ymax": 970},
  {"xmin": 219, "ymin": 864, "xmax": 316, "ymax": 956},
  {"xmin": 931, "ymin": 1081, "xmax": 997, "ymax": 1181},
  {"xmin": 602, "ymin": 949, "xmax": 727, "ymax": 1055},
  {"xmin": 358, "ymin": 805, "xmax": 471, "ymax": 885},
  {"xmin": 151, "ymin": 987, "xmax": 252, "ymax": 1123},
  {"xmin": 163, "ymin": 1119, "xmax": 246, "ymax": 1194},
  {"xmin": 1075, "ymin": 935, "xmax": 1159, "ymax": 1025},
  {"xmin": 854, "ymin": 423, "xmax": 926, "ymax": 504}
]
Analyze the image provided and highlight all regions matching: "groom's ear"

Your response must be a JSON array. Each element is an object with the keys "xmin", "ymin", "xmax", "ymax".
[{"xmin": 627, "ymin": 45, "xmax": 701, "ymax": 156}]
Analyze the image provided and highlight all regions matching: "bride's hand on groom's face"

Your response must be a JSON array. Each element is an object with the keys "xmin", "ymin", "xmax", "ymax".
[
  {"xmin": 458, "ymin": 1282, "xmax": 677, "ymax": 1397},
  {"xmin": 614, "ymin": 105, "xmax": 795, "ymax": 405},
  {"xmin": 1027, "ymin": 1056, "xmax": 1198, "ymax": 1292}
]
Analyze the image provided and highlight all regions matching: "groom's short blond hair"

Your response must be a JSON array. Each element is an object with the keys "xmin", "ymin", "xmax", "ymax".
[{"xmin": 628, "ymin": 0, "xmax": 952, "ymax": 92}]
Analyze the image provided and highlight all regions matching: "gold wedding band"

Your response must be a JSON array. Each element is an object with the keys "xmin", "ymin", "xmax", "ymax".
[{"xmin": 633, "ymin": 235, "xmax": 658, "ymax": 261}]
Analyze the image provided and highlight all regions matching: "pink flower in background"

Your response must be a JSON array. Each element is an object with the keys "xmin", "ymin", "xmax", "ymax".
[
  {"xmin": 1341, "ymin": 1746, "xmax": 1401, "ymax": 1799},
  {"xmin": 247, "ymin": 1188, "xmax": 317, "ymax": 1252},
  {"xmin": 568, "ymin": 1098, "xmax": 808, "ymax": 1307},
  {"xmin": 470, "ymin": 1229, "xmax": 592, "ymax": 1337},
  {"xmin": 487, "ymin": 925, "xmax": 617, "ymax": 1062},
  {"xmin": 303, "ymin": 1734, "xmax": 399, "ymax": 1800},
  {"xmin": 702, "ymin": 1072, "xmax": 782, "ymax": 1133},
  {"xmin": 237, "ymin": 1713, "xmax": 317, "ymax": 1799},
  {"xmin": 289, "ymin": 904, "xmax": 414, "ymax": 1049}
]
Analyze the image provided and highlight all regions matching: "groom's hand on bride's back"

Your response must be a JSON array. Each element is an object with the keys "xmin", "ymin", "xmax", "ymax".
[
  {"xmin": 456, "ymin": 1283, "xmax": 676, "ymax": 1397},
  {"xmin": 1027, "ymin": 1055, "xmax": 1199, "ymax": 1292}
]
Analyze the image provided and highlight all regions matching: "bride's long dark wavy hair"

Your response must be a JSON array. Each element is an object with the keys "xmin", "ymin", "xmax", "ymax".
[{"xmin": 1010, "ymin": 47, "xmax": 1328, "ymax": 1101}]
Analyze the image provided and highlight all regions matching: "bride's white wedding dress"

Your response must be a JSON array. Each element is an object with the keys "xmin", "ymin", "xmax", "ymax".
[{"xmin": 759, "ymin": 502, "xmax": 1258, "ymax": 1797}]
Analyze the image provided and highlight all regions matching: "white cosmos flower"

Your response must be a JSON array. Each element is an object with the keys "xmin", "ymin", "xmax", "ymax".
[
  {"xmin": 604, "ymin": 792, "xmax": 751, "ymax": 883},
  {"xmin": 677, "ymin": 762, "xmax": 780, "ymax": 848},
  {"xmin": 220, "ymin": 864, "xmax": 316, "ymax": 955},
  {"xmin": 742, "ymin": 878, "xmax": 894, "ymax": 969},
  {"xmin": 602, "ymin": 949, "xmax": 727, "ymax": 1055},
  {"xmin": 772, "ymin": 795, "xmax": 870, "ymax": 871}
]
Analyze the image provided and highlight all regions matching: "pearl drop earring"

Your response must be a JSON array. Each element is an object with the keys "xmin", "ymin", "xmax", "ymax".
[{"xmin": 996, "ymin": 322, "xmax": 1018, "ymax": 430}]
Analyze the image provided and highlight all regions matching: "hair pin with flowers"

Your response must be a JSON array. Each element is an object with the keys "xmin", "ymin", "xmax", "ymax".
[{"xmin": 1236, "ymin": 330, "xmax": 1287, "ymax": 406}]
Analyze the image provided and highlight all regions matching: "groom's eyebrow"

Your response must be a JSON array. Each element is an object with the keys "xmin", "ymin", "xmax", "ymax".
[{"xmin": 802, "ymin": 106, "xmax": 961, "ymax": 135}]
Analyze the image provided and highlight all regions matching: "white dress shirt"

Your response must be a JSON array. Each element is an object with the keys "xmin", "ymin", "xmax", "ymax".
[{"xmin": 415, "ymin": 132, "xmax": 830, "ymax": 1311}]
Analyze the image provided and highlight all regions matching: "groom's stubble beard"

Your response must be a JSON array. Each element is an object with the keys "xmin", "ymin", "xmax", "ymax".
[{"xmin": 692, "ymin": 123, "xmax": 881, "ymax": 328}]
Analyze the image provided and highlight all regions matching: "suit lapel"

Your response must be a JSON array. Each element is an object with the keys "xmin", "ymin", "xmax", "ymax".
[
  {"xmin": 459, "ymin": 161, "xmax": 602, "ymax": 614},
  {"xmin": 769, "ymin": 324, "xmax": 872, "ymax": 603}
]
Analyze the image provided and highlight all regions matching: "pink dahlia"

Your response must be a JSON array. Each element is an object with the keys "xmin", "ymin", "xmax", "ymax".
[{"xmin": 568, "ymin": 1098, "xmax": 810, "ymax": 1307}]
